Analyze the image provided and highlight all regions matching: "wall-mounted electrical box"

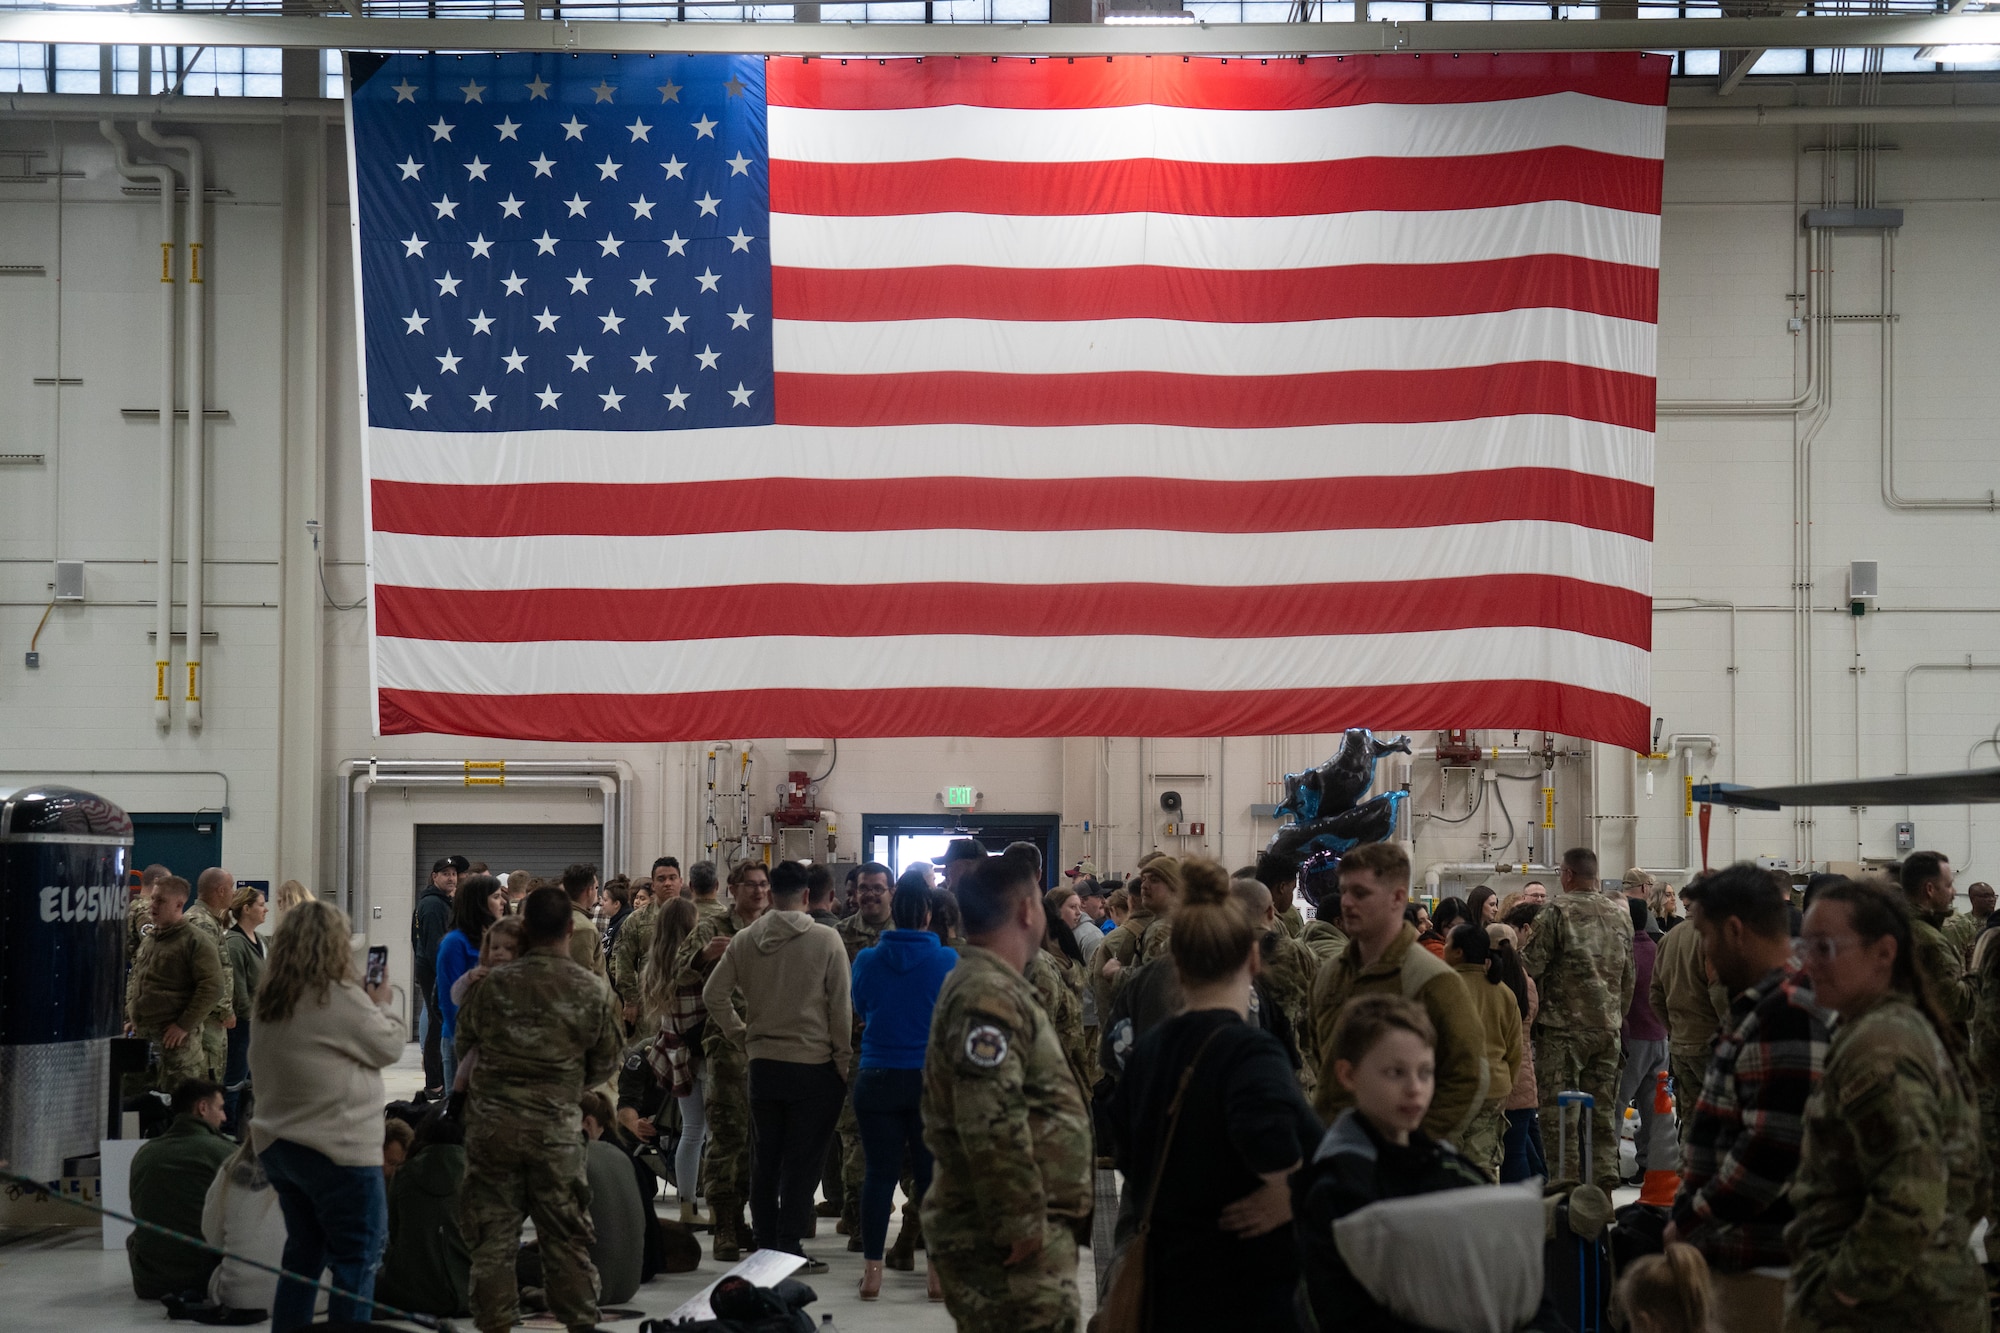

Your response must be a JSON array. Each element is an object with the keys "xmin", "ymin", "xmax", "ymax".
[
  {"xmin": 53, "ymin": 560, "xmax": 84, "ymax": 602},
  {"xmin": 1895, "ymin": 821, "xmax": 1915, "ymax": 853}
]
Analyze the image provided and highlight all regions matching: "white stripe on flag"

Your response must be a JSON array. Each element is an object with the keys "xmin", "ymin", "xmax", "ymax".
[
  {"xmin": 767, "ymin": 95, "xmax": 1666, "ymax": 166},
  {"xmin": 372, "ymin": 523, "xmax": 1651, "ymax": 593},
  {"xmin": 377, "ymin": 626, "xmax": 1650, "ymax": 697},
  {"xmin": 365, "ymin": 418, "xmax": 1656, "ymax": 488},
  {"xmin": 770, "ymin": 309, "xmax": 1657, "ymax": 378},
  {"xmin": 767, "ymin": 202, "xmax": 1659, "ymax": 272}
]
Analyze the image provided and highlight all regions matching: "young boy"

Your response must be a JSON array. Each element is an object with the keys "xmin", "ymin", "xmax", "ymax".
[{"xmin": 1294, "ymin": 994, "xmax": 1493, "ymax": 1331}]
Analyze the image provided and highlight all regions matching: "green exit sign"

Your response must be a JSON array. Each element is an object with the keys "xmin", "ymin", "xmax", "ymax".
[{"xmin": 945, "ymin": 786, "xmax": 976, "ymax": 808}]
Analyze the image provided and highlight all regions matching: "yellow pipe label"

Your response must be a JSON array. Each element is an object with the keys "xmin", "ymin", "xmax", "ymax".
[
  {"xmin": 155, "ymin": 661, "xmax": 168, "ymax": 700},
  {"xmin": 1542, "ymin": 787, "xmax": 1555, "ymax": 829},
  {"xmin": 190, "ymin": 243, "xmax": 202, "ymax": 284},
  {"xmin": 185, "ymin": 661, "xmax": 200, "ymax": 700},
  {"xmin": 1684, "ymin": 775, "xmax": 1695, "ymax": 818},
  {"xmin": 160, "ymin": 243, "xmax": 173, "ymax": 282},
  {"xmin": 465, "ymin": 759, "xmax": 506, "ymax": 787}
]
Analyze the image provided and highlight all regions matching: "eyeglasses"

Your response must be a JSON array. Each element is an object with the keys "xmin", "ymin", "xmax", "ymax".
[{"xmin": 1792, "ymin": 935, "xmax": 1860, "ymax": 963}]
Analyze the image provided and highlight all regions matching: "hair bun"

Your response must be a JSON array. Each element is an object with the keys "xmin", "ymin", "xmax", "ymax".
[{"xmin": 1178, "ymin": 857, "xmax": 1231, "ymax": 908}]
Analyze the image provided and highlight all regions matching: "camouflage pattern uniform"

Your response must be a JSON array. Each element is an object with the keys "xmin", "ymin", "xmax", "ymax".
[
  {"xmin": 1277, "ymin": 904, "xmax": 1306, "ymax": 940},
  {"xmin": 1911, "ymin": 910, "xmax": 1973, "ymax": 1032},
  {"xmin": 569, "ymin": 905, "xmax": 608, "ymax": 980},
  {"xmin": 608, "ymin": 899, "xmax": 659, "ymax": 1014},
  {"xmin": 1969, "ymin": 927, "xmax": 2000, "ymax": 1225},
  {"xmin": 675, "ymin": 899, "xmax": 754, "ymax": 1237},
  {"xmin": 125, "ymin": 891, "xmax": 154, "ymax": 963},
  {"xmin": 1942, "ymin": 909, "xmax": 1983, "ymax": 967},
  {"xmin": 184, "ymin": 897, "xmax": 235, "ymax": 1082},
  {"xmin": 455, "ymin": 948, "xmax": 623, "ymax": 1333},
  {"xmin": 1085, "ymin": 906, "xmax": 1157, "ymax": 1027},
  {"xmin": 1299, "ymin": 916, "xmax": 1349, "ymax": 968},
  {"xmin": 1258, "ymin": 928, "xmax": 1319, "ymax": 1094},
  {"xmin": 1651, "ymin": 918, "xmax": 1731, "ymax": 1154},
  {"xmin": 125, "ymin": 917, "xmax": 224, "ymax": 1091},
  {"xmin": 1520, "ymin": 887, "xmax": 1633, "ymax": 1187},
  {"xmin": 922, "ymin": 946, "xmax": 1092, "ymax": 1333},
  {"xmin": 833, "ymin": 910, "xmax": 888, "ymax": 1242},
  {"xmin": 1783, "ymin": 991, "xmax": 1989, "ymax": 1333},
  {"xmin": 1026, "ymin": 947, "xmax": 1091, "ymax": 1095}
]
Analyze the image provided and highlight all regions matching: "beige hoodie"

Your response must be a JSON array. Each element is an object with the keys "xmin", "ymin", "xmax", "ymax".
[{"xmin": 703, "ymin": 908, "xmax": 853, "ymax": 1078}]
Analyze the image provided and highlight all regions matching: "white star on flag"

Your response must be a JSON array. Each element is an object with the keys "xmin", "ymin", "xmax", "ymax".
[
  {"xmin": 465, "ymin": 157, "xmax": 490, "ymax": 181},
  {"xmin": 662, "ymin": 157, "xmax": 686, "ymax": 180},
  {"xmin": 470, "ymin": 386, "xmax": 496, "ymax": 411},
  {"xmin": 695, "ymin": 193, "xmax": 720, "ymax": 217},
  {"xmin": 598, "ymin": 234, "xmax": 624, "ymax": 257},
  {"xmin": 392, "ymin": 79, "xmax": 417, "ymax": 103},
  {"xmin": 664, "ymin": 309, "xmax": 689, "ymax": 333},
  {"xmin": 460, "ymin": 80, "xmax": 486, "ymax": 103},
  {"xmin": 405, "ymin": 386, "xmax": 430, "ymax": 409},
  {"xmin": 628, "ymin": 119, "xmax": 652, "ymax": 142},
  {"xmin": 526, "ymin": 75, "xmax": 550, "ymax": 100},
  {"xmin": 729, "ymin": 228, "xmax": 753, "ymax": 252},
  {"xmin": 568, "ymin": 347, "xmax": 595, "ymax": 372},
  {"xmin": 664, "ymin": 385, "xmax": 689, "ymax": 409},
  {"xmin": 467, "ymin": 235, "xmax": 494, "ymax": 259},
  {"xmin": 632, "ymin": 348, "xmax": 656, "ymax": 372},
  {"xmin": 695, "ymin": 345, "xmax": 720, "ymax": 370},
  {"xmin": 403, "ymin": 310, "xmax": 429, "ymax": 334},
  {"xmin": 433, "ymin": 195, "xmax": 458, "ymax": 219},
  {"xmin": 429, "ymin": 118, "xmax": 454, "ymax": 141},
  {"xmin": 530, "ymin": 154, "xmax": 555, "ymax": 177},
  {"xmin": 565, "ymin": 195, "xmax": 591, "ymax": 217},
  {"xmin": 501, "ymin": 272, "xmax": 527, "ymax": 295},
  {"xmin": 499, "ymin": 194, "xmax": 525, "ymax": 218},
  {"xmin": 502, "ymin": 348, "xmax": 529, "ymax": 373},
  {"xmin": 728, "ymin": 306, "xmax": 754, "ymax": 329},
  {"xmin": 631, "ymin": 273, "xmax": 656, "ymax": 295},
  {"xmin": 631, "ymin": 197, "xmax": 656, "ymax": 220},
  {"xmin": 398, "ymin": 157, "xmax": 423, "ymax": 180},
  {"xmin": 402, "ymin": 234, "xmax": 428, "ymax": 257},
  {"xmin": 691, "ymin": 115, "xmax": 717, "ymax": 139},
  {"xmin": 696, "ymin": 269, "xmax": 720, "ymax": 293},
  {"xmin": 435, "ymin": 271, "xmax": 462, "ymax": 295},
  {"xmin": 536, "ymin": 384, "xmax": 561, "ymax": 408},
  {"xmin": 600, "ymin": 386, "xmax": 625, "ymax": 410},
  {"xmin": 468, "ymin": 311, "xmax": 495, "ymax": 335},
  {"xmin": 436, "ymin": 349, "xmax": 462, "ymax": 373},
  {"xmin": 729, "ymin": 382, "xmax": 754, "ymax": 407},
  {"xmin": 663, "ymin": 233, "xmax": 688, "ymax": 257},
  {"xmin": 567, "ymin": 270, "xmax": 593, "ymax": 294},
  {"xmin": 599, "ymin": 309, "xmax": 625, "ymax": 334},
  {"xmin": 592, "ymin": 80, "xmax": 617, "ymax": 104},
  {"xmin": 534, "ymin": 308, "xmax": 560, "ymax": 332},
  {"xmin": 728, "ymin": 153, "xmax": 751, "ymax": 176},
  {"xmin": 495, "ymin": 116, "xmax": 521, "ymax": 141},
  {"xmin": 562, "ymin": 116, "xmax": 587, "ymax": 141},
  {"xmin": 597, "ymin": 157, "xmax": 622, "ymax": 181},
  {"xmin": 534, "ymin": 231, "xmax": 559, "ymax": 255}
]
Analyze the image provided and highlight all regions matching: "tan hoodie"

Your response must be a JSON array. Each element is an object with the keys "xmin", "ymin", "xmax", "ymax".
[{"xmin": 703, "ymin": 908, "xmax": 853, "ymax": 1078}]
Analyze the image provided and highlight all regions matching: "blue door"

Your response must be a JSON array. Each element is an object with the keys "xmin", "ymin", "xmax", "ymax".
[{"xmin": 128, "ymin": 811, "xmax": 223, "ymax": 883}]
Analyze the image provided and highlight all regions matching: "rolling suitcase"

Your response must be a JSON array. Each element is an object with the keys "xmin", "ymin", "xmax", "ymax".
[{"xmin": 1543, "ymin": 1091, "xmax": 1612, "ymax": 1333}]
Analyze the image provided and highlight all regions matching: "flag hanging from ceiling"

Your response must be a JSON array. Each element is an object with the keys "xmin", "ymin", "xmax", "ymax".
[{"xmin": 347, "ymin": 49, "xmax": 1665, "ymax": 749}]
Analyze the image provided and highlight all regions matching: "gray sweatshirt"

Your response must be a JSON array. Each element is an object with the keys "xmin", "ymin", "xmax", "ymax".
[{"xmin": 703, "ymin": 908, "xmax": 853, "ymax": 1078}]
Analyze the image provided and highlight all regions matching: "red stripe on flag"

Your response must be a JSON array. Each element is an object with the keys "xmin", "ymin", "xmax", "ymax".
[
  {"xmin": 373, "ymin": 576, "xmax": 1652, "ymax": 649},
  {"xmin": 773, "ymin": 364, "xmax": 1657, "ymax": 431},
  {"xmin": 770, "ymin": 150, "xmax": 1662, "ymax": 219},
  {"xmin": 766, "ymin": 52, "xmax": 1671, "ymax": 112},
  {"xmin": 380, "ymin": 679, "xmax": 1654, "ymax": 751},
  {"xmin": 370, "ymin": 471, "xmax": 1653, "ymax": 540},
  {"xmin": 772, "ymin": 257, "xmax": 1658, "ymax": 325}
]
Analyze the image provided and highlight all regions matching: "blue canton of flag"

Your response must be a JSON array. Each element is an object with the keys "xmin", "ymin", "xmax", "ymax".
[{"xmin": 350, "ymin": 51, "xmax": 773, "ymax": 431}]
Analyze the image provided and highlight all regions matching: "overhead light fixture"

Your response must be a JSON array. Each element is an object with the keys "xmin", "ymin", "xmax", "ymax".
[
  {"xmin": 36, "ymin": 0, "xmax": 137, "ymax": 8},
  {"xmin": 1933, "ymin": 43, "xmax": 2000, "ymax": 61},
  {"xmin": 1103, "ymin": 10, "xmax": 1199, "ymax": 22}
]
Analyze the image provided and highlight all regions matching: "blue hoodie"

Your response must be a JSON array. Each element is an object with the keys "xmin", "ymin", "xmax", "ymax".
[{"xmin": 851, "ymin": 929, "xmax": 957, "ymax": 1070}]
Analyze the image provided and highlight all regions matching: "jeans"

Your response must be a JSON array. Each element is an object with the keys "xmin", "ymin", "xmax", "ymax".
[
  {"xmin": 852, "ymin": 1066, "xmax": 932, "ymax": 1261},
  {"xmin": 222, "ymin": 1019, "xmax": 251, "ymax": 1135},
  {"xmin": 1501, "ymin": 1107, "xmax": 1548, "ymax": 1183},
  {"xmin": 418, "ymin": 982, "xmax": 444, "ymax": 1090},
  {"xmin": 257, "ymin": 1137, "xmax": 388, "ymax": 1333},
  {"xmin": 676, "ymin": 1075, "xmax": 708, "ymax": 1202},
  {"xmin": 747, "ymin": 1058, "xmax": 847, "ymax": 1254},
  {"xmin": 1616, "ymin": 1037, "xmax": 1679, "ymax": 1174},
  {"xmin": 440, "ymin": 1027, "xmax": 458, "ymax": 1093}
]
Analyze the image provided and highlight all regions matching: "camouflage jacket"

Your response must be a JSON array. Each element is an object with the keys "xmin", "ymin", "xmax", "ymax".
[
  {"xmin": 836, "ymin": 911, "xmax": 887, "ymax": 963},
  {"xmin": 568, "ymin": 907, "xmax": 608, "ymax": 980},
  {"xmin": 1971, "ymin": 928, "xmax": 2000, "ymax": 1084},
  {"xmin": 921, "ymin": 945, "xmax": 1092, "ymax": 1252},
  {"xmin": 1911, "ymin": 915, "xmax": 1973, "ymax": 1030},
  {"xmin": 126, "ymin": 892, "xmax": 154, "ymax": 963},
  {"xmin": 1026, "ymin": 947, "xmax": 1090, "ymax": 1093},
  {"xmin": 1520, "ymin": 889, "xmax": 1633, "ymax": 1035},
  {"xmin": 1259, "ymin": 928, "xmax": 1319, "ymax": 1089},
  {"xmin": 1650, "ymin": 913, "xmax": 1732, "ymax": 1059},
  {"xmin": 1941, "ymin": 910, "xmax": 1983, "ymax": 966},
  {"xmin": 672, "ymin": 902, "xmax": 750, "ymax": 1019},
  {"xmin": 125, "ymin": 918, "xmax": 225, "ymax": 1037},
  {"xmin": 185, "ymin": 899, "xmax": 236, "ymax": 1023},
  {"xmin": 1784, "ymin": 992, "xmax": 1989, "ymax": 1329},
  {"xmin": 456, "ymin": 949, "xmax": 622, "ymax": 1130},
  {"xmin": 1277, "ymin": 905, "xmax": 1306, "ymax": 940},
  {"xmin": 1299, "ymin": 916, "xmax": 1349, "ymax": 968},
  {"xmin": 608, "ymin": 900, "xmax": 660, "ymax": 1006},
  {"xmin": 1085, "ymin": 908, "xmax": 1156, "ymax": 1030}
]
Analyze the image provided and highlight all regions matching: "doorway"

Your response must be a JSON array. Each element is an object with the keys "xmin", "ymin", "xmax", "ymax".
[
  {"xmin": 128, "ymin": 811, "xmax": 223, "ymax": 883},
  {"xmin": 860, "ymin": 814, "xmax": 1061, "ymax": 889}
]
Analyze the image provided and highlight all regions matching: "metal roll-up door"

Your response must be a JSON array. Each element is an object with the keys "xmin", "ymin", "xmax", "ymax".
[{"xmin": 412, "ymin": 823, "xmax": 606, "ymax": 888}]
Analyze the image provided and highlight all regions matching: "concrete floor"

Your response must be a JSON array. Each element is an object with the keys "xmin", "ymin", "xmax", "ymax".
[{"xmin": 0, "ymin": 1045, "xmax": 1094, "ymax": 1332}]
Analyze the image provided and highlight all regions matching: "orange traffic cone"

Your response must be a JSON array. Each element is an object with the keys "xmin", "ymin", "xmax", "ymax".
[{"xmin": 1639, "ymin": 1070, "xmax": 1681, "ymax": 1206}]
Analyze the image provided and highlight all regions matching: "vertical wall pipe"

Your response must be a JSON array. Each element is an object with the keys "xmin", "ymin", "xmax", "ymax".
[
  {"xmin": 140, "ymin": 122, "xmax": 205, "ymax": 730},
  {"xmin": 100, "ymin": 121, "xmax": 176, "ymax": 728}
]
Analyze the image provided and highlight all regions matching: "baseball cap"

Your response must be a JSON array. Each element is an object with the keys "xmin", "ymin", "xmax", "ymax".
[
  {"xmin": 1621, "ymin": 867, "xmax": 1654, "ymax": 890},
  {"xmin": 432, "ymin": 856, "xmax": 467, "ymax": 875},
  {"xmin": 939, "ymin": 838, "xmax": 986, "ymax": 866}
]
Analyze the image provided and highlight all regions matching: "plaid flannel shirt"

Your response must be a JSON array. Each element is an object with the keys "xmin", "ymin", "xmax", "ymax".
[
  {"xmin": 1671, "ymin": 962, "xmax": 1833, "ymax": 1271},
  {"xmin": 644, "ymin": 978, "xmax": 710, "ymax": 1100}
]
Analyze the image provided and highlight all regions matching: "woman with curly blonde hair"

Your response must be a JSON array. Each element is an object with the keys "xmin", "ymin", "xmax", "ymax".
[{"xmin": 248, "ymin": 900, "xmax": 404, "ymax": 1332}]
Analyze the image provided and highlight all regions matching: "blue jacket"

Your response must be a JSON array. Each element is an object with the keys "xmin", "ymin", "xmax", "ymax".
[
  {"xmin": 435, "ymin": 930, "xmax": 480, "ymax": 1037},
  {"xmin": 851, "ymin": 929, "xmax": 957, "ymax": 1070}
]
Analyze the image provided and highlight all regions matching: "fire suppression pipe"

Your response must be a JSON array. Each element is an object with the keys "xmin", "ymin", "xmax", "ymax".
[
  {"xmin": 99, "ymin": 121, "xmax": 176, "ymax": 729},
  {"xmin": 138, "ymin": 122, "xmax": 205, "ymax": 731}
]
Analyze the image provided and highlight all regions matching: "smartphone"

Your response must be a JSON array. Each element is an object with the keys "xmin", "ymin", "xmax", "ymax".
[{"xmin": 366, "ymin": 945, "xmax": 388, "ymax": 989}]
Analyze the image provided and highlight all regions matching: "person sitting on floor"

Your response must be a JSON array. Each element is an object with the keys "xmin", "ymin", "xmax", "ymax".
[
  {"xmin": 372, "ymin": 1110, "xmax": 471, "ymax": 1320},
  {"xmin": 129, "ymin": 1079, "xmax": 237, "ymax": 1301},
  {"xmin": 582, "ymin": 1091, "xmax": 648, "ymax": 1304},
  {"xmin": 201, "ymin": 1127, "xmax": 328, "ymax": 1322}
]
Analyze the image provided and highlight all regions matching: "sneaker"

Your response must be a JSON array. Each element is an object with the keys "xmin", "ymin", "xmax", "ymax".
[{"xmin": 797, "ymin": 1258, "xmax": 830, "ymax": 1276}]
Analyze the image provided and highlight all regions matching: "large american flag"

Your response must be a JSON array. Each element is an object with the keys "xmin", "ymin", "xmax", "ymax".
[{"xmin": 349, "ymin": 50, "xmax": 1664, "ymax": 749}]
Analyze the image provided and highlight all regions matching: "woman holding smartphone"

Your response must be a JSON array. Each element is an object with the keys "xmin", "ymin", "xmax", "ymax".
[{"xmin": 248, "ymin": 899, "xmax": 406, "ymax": 1333}]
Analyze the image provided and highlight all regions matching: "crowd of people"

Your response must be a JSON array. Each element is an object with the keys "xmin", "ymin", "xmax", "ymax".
[{"xmin": 112, "ymin": 834, "xmax": 2000, "ymax": 1333}]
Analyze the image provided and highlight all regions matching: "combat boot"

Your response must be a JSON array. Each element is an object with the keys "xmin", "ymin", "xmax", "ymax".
[
  {"xmin": 711, "ymin": 1196, "xmax": 743, "ymax": 1263},
  {"xmin": 843, "ymin": 1201, "xmax": 862, "ymax": 1252},
  {"xmin": 885, "ymin": 1222, "xmax": 916, "ymax": 1271}
]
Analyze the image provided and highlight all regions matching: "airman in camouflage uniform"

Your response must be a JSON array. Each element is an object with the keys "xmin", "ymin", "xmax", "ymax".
[
  {"xmin": 1520, "ymin": 864, "xmax": 1633, "ymax": 1187},
  {"xmin": 185, "ymin": 871, "xmax": 237, "ymax": 1083},
  {"xmin": 1299, "ymin": 913, "xmax": 1349, "ymax": 967},
  {"xmin": 125, "ymin": 877, "xmax": 224, "ymax": 1092},
  {"xmin": 1969, "ymin": 925, "xmax": 2000, "ymax": 1226},
  {"xmin": 1783, "ymin": 990, "xmax": 1989, "ymax": 1333},
  {"xmin": 570, "ymin": 905, "xmax": 608, "ymax": 980},
  {"xmin": 1085, "ymin": 903, "xmax": 1158, "ymax": 1024},
  {"xmin": 923, "ymin": 945, "xmax": 1093, "ymax": 1333},
  {"xmin": 1943, "ymin": 881, "xmax": 1995, "ymax": 965},
  {"xmin": 1258, "ymin": 928, "xmax": 1319, "ymax": 1093},
  {"xmin": 455, "ymin": 917, "xmax": 623, "ymax": 1333},
  {"xmin": 1026, "ymin": 946, "xmax": 1091, "ymax": 1094},
  {"xmin": 674, "ymin": 874, "xmax": 763, "ymax": 1259},
  {"xmin": 608, "ymin": 898, "xmax": 658, "ymax": 1019},
  {"xmin": 1903, "ymin": 853, "xmax": 1974, "ymax": 1033}
]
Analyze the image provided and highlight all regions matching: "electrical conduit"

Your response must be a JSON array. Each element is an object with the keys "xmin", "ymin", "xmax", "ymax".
[{"xmin": 139, "ymin": 122, "xmax": 205, "ymax": 730}]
